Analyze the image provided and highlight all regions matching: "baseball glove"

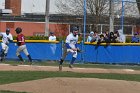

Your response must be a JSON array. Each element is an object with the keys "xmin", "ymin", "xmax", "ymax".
[{"xmin": 77, "ymin": 48, "xmax": 83, "ymax": 53}]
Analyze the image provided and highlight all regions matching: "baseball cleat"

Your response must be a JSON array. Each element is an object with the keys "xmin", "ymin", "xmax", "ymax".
[
  {"xmin": 20, "ymin": 62, "xmax": 24, "ymax": 65},
  {"xmin": 29, "ymin": 62, "xmax": 32, "ymax": 65},
  {"xmin": 69, "ymin": 64, "xmax": 74, "ymax": 68}
]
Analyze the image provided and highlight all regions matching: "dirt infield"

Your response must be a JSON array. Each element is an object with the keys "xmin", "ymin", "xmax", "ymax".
[{"xmin": 0, "ymin": 64, "xmax": 140, "ymax": 93}]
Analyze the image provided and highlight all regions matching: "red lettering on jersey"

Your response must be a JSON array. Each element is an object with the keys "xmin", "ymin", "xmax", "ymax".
[{"xmin": 16, "ymin": 34, "xmax": 25, "ymax": 46}]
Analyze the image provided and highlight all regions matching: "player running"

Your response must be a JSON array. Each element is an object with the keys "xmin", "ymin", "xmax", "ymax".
[
  {"xmin": 15, "ymin": 27, "xmax": 32, "ymax": 64},
  {"xmin": 59, "ymin": 27, "xmax": 80, "ymax": 71},
  {"xmin": 0, "ymin": 28, "xmax": 13, "ymax": 61}
]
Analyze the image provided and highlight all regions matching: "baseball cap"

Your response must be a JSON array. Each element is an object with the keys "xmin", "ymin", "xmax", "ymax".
[
  {"xmin": 90, "ymin": 31, "xmax": 94, "ymax": 34},
  {"xmin": 134, "ymin": 32, "xmax": 138, "ymax": 35},
  {"xmin": 50, "ymin": 32, "xmax": 54, "ymax": 35}
]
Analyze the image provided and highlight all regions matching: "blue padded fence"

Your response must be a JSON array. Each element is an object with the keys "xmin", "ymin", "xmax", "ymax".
[
  {"xmin": 84, "ymin": 44, "xmax": 140, "ymax": 64},
  {"xmin": 6, "ymin": 42, "xmax": 62, "ymax": 61},
  {"xmin": 2, "ymin": 42, "xmax": 140, "ymax": 64}
]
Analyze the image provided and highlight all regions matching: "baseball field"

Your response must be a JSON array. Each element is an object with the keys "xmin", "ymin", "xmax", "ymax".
[{"xmin": 0, "ymin": 61, "xmax": 140, "ymax": 93}]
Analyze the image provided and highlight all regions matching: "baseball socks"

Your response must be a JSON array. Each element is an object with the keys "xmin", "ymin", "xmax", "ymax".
[
  {"xmin": 69, "ymin": 57, "xmax": 76, "ymax": 68},
  {"xmin": 59, "ymin": 59, "xmax": 64, "ymax": 71},
  {"xmin": 18, "ymin": 55, "xmax": 24, "ymax": 64},
  {"xmin": 27, "ymin": 55, "xmax": 32, "ymax": 62},
  {"xmin": 27, "ymin": 55, "xmax": 32, "ymax": 65},
  {"xmin": 59, "ymin": 59, "xmax": 64, "ymax": 65}
]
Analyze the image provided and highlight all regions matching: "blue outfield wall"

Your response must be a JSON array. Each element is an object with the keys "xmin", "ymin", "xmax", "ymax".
[
  {"xmin": 6, "ymin": 42, "xmax": 62, "ymax": 61},
  {"xmin": 84, "ymin": 44, "xmax": 140, "ymax": 64},
  {"xmin": 2, "ymin": 41, "xmax": 140, "ymax": 64}
]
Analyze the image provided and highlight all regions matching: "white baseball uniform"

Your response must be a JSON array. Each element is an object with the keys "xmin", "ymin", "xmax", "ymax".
[
  {"xmin": 62, "ymin": 33, "xmax": 79, "ymax": 59},
  {"xmin": 0, "ymin": 32, "xmax": 13, "ymax": 54}
]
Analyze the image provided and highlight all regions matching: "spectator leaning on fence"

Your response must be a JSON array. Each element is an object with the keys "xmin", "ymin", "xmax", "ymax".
[
  {"xmin": 116, "ymin": 29, "xmax": 126, "ymax": 43},
  {"xmin": 86, "ymin": 31, "xmax": 94, "ymax": 42},
  {"xmin": 131, "ymin": 32, "xmax": 139, "ymax": 43},
  {"xmin": 97, "ymin": 34, "xmax": 106, "ymax": 44},
  {"xmin": 90, "ymin": 31, "xmax": 99, "ymax": 43},
  {"xmin": 109, "ymin": 32, "xmax": 117, "ymax": 43},
  {"xmin": 104, "ymin": 31, "xmax": 110, "ymax": 43}
]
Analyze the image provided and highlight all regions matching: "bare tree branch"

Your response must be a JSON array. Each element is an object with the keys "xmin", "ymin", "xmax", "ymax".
[{"xmin": 136, "ymin": 0, "xmax": 140, "ymax": 13}]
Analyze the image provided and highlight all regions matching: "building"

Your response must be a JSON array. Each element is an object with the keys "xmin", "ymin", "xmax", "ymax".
[
  {"xmin": 5, "ymin": 0, "xmax": 21, "ymax": 16},
  {"xmin": 0, "ymin": 0, "xmax": 139, "ymax": 36}
]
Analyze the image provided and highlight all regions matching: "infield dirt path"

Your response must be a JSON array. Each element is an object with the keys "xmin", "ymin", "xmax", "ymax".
[{"xmin": 0, "ymin": 64, "xmax": 139, "ymax": 93}]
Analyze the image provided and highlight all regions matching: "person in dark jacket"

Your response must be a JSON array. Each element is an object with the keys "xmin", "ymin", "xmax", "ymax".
[{"xmin": 131, "ymin": 32, "xmax": 139, "ymax": 43}]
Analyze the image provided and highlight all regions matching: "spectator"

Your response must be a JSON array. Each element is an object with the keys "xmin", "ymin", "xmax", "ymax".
[
  {"xmin": 114, "ymin": 31, "xmax": 120, "ymax": 42},
  {"xmin": 97, "ymin": 34, "xmax": 106, "ymax": 44},
  {"xmin": 90, "ymin": 31, "xmax": 99, "ymax": 43},
  {"xmin": 86, "ymin": 31, "xmax": 94, "ymax": 42},
  {"xmin": 49, "ymin": 32, "xmax": 57, "ymax": 55},
  {"xmin": 49, "ymin": 32, "xmax": 56, "ymax": 41},
  {"xmin": 117, "ymin": 29, "xmax": 126, "ymax": 43},
  {"xmin": 109, "ymin": 32, "xmax": 117, "ymax": 43},
  {"xmin": 104, "ymin": 31, "xmax": 110, "ymax": 43},
  {"xmin": 131, "ymin": 32, "xmax": 139, "ymax": 43}
]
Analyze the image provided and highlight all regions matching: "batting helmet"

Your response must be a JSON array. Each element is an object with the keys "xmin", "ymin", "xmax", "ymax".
[
  {"xmin": 72, "ymin": 27, "xmax": 79, "ymax": 32},
  {"xmin": 6, "ymin": 28, "xmax": 10, "ymax": 32},
  {"xmin": 6, "ymin": 28, "xmax": 10, "ymax": 35},
  {"xmin": 71, "ymin": 27, "xmax": 79, "ymax": 36},
  {"xmin": 15, "ymin": 27, "xmax": 22, "ymax": 34}
]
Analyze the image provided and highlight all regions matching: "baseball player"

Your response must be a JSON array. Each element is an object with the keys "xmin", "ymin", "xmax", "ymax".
[
  {"xmin": 15, "ymin": 27, "xmax": 32, "ymax": 64},
  {"xmin": 59, "ymin": 27, "xmax": 79, "ymax": 71},
  {"xmin": 0, "ymin": 28, "xmax": 13, "ymax": 61}
]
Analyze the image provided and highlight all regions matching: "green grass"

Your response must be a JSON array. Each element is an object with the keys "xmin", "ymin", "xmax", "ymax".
[
  {"xmin": 0, "ymin": 71, "xmax": 48, "ymax": 85},
  {"xmin": 0, "ymin": 90, "xmax": 28, "ymax": 93},
  {"xmin": 0, "ymin": 61, "xmax": 140, "ymax": 93},
  {"xmin": 0, "ymin": 71, "xmax": 140, "ymax": 85},
  {"xmin": 3, "ymin": 61, "xmax": 140, "ymax": 70}
]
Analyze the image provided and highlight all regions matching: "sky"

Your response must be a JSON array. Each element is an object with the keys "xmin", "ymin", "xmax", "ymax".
[
  {"xmin": 0, "ymin": 0, "xmax": 137, "ymax": 14},
  {"xmin": 0, "ymin": 0, "xmax": 58, "ymax": 14}
]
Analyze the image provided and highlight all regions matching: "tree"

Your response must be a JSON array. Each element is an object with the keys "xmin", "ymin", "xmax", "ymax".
[
  {"xmin": 136, "ymin": 0, "xmax": 140, "ymax": 34},
  {"xmin": 55, "ymin": 0, "xmax": 109, "ymax": 33},
  {"xmin": 136, "ymin": 0, "xmax": 140, "ymax": 13},
  {"xmin": 55, "ymin": 0, "xmax": 139, "ymax": 34}
]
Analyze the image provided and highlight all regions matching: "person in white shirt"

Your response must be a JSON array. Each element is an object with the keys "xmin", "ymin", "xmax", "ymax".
[
  {"xmin": 49, "ymin": 32, "xmax": 57, "ymax": 55},
  {"xmin": 116, "ymin": 29, "xmax": 126, "ymax": 43},
  {"xmin": 87, "ymin": 31, "xmax": 94, "ymax": 42},
  {"xmin": 59, "ymin": 27, "xmax": 80, "ymax": 71},
  {"xmin": 0, "ymin": 28, "xmax": 13, "ymax": 61},
  {"xmin": 49, "ymin": 32, "xmax": 56, "ymax": 41}
]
